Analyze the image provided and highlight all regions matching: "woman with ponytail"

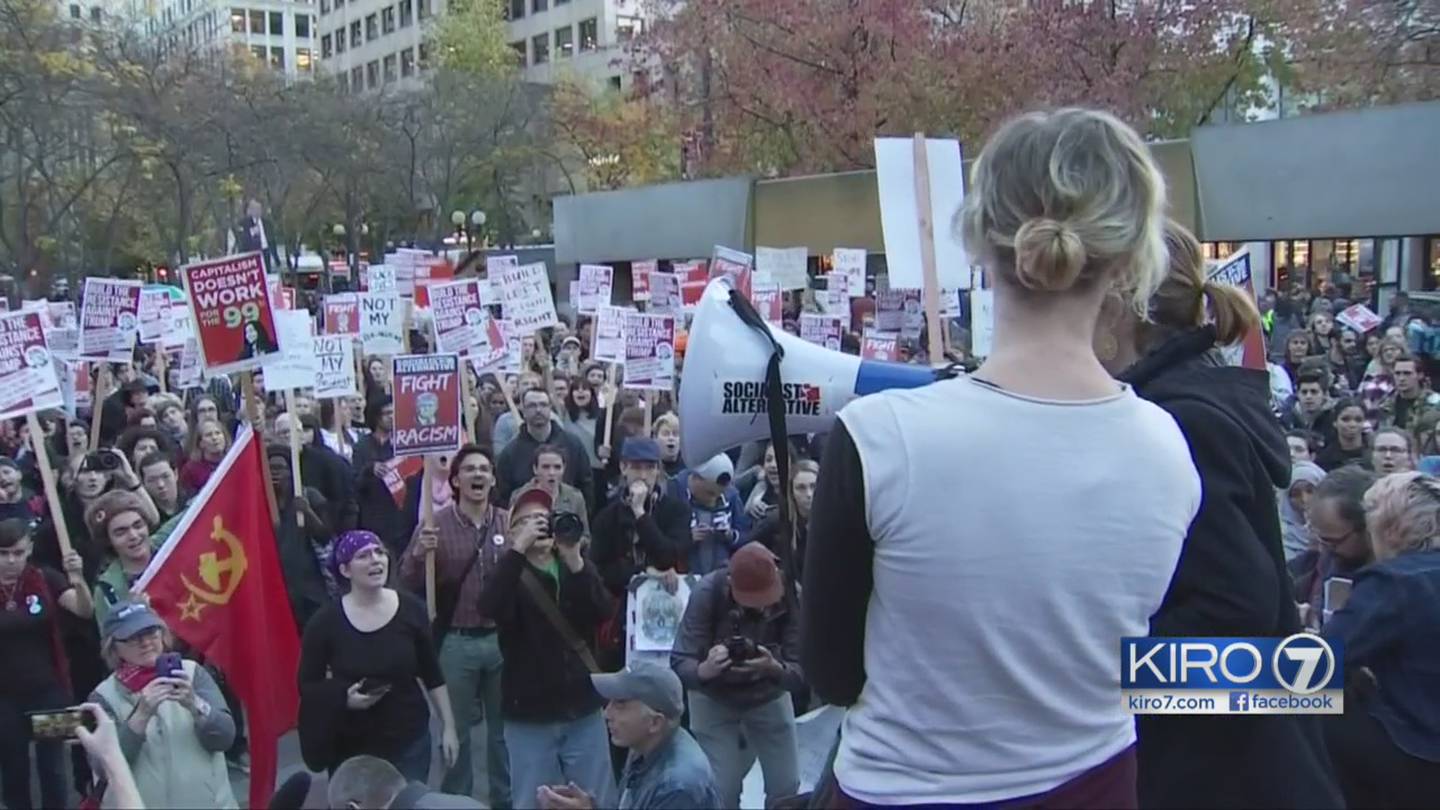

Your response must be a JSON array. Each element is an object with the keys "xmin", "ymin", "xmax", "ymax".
[{"xmin": 1095, "ymin": 221, "xmax": 1344, "ymax": 809}]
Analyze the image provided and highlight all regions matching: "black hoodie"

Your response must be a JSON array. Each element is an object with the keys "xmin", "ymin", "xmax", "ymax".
[{"xmin": 1120, "ymin": 326, "xmax": 1343, "ymax": 809}]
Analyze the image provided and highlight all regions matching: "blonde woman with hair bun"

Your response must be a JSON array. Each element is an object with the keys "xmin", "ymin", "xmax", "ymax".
[
  {"xmin": 1095, "ymin": 220, "xmax": 1345, "ymax": 808},
  {"xmin": 801, "ymin": 108, "xmax": 1202, "ymax": 808},
  {"xmin": 1318, "ymin": 471, "xmax": 1440, "ymax": 808}
]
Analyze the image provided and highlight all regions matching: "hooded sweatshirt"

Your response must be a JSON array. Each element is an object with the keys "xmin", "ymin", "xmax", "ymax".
[{"xmin": 1280, "ymin": 461, "xmax": 1325, "ymax": 562}]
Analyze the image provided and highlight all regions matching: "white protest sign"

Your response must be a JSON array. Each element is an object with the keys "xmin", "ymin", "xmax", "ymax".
[
  {"xmin": 313, "ymin": 335, "xmax": 357, "ymax": 398},
  {"xmin": 832, "ymin": 248, "xmax": 867, "ymax": 297},
  {"xmin": 876, "ymin": 289, "xmax": 906, "ymax": 332},
  {"xmin": 817, "ymin": 289, "xmax": 851, "ymax": 329},
  {"xmin": 592, "ymin": 305, "xmax": 633, "ymax": 364},
  {"xmin": 137, "ymin": 289, "xmax": 171, "ymax": 344},
  {"xmin": 577, "ymin": 265, "xmax": 614, "ymax": 315},
  {"xmin": 623, "ymin": 312, "xmax": 676, "ymax": 391},
  {"xmin": 485, "ymin": 255, "xmax": 519, "ymax": 276},
  {"xmin": 261, "ymin": 309, "xmax": 320, "ymax": 391},
  {"xmin": 496, "ymin": 262, "xmax": 559, "ymax": 333},
  {"xmin": 0, "ymin": 309, "xmax": 64, "ymax": 420},
  {"xmin": 368, "ymin": 265, "xmax": 397, "ymax": 293},
  {"xmin": 360, "ymin": 292, "xmax": 408, "ymax": 355},
  {"xmin": 1337, "ymin": 303, "xmax": 1382, "ymax": 335},
  {"xmin": 755, "ymin": 246, "xmax": 809, "ymax": 291},
  {"xmin": 874, "ymin": 137, "xmax": 970, "ymax": 290},
  {"xmin": 175, "ymin": 339, "xmax": 202, "ymax": 389},
  {"xmin": 970, "ymin": 287, "xmax": 995, "ymax": 358},
  {"xmin": 469, "ymin": 318, "xmax": 515, "ymax": 374},
  {"xmin": 160, "ymin": 307, "xmax": 193, "ymax": 349},
  {"xmin": 79, "ymin": 278, "xmax": 143, "ymax": 360},
  {"xmin": 428, "ymin": 279, "xmax": 487, "ymax": 355},
  {"xmin": 799, "ymin": 313, "xmax": 844, "ymax": 352},
  {"xmin": 649, "ymin": 272, "xmax": 681, "ymax": 314}
]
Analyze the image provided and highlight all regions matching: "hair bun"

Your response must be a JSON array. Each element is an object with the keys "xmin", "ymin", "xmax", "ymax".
[{"xmin": 1013, "ymin": 218, "xmax": 1087, "ymax": 292}]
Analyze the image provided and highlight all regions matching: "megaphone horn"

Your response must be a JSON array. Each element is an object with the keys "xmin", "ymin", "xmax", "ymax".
[{"xmin": 680, "ymin": 278, "xmax": 953, "ymax": 462}]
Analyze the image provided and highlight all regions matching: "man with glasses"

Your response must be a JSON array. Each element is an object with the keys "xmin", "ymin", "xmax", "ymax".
[
  {"xmin": 495, "ymin": 387, "xmax": 592, "ymax": 512},
  {"xmin": 1292, "ymin": 467, "xmax": 1376, "ymax": 629}
]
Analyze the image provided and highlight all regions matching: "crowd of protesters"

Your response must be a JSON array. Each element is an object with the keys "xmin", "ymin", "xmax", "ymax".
[{"xmin": 0, "ymin": 105, "xmax": 1437, "ymax": 810}]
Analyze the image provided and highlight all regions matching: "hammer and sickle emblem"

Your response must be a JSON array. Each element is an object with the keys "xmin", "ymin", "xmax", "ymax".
[{"xmin": 180, "ymin": 516, "xmax": 249, "ymax": 611}]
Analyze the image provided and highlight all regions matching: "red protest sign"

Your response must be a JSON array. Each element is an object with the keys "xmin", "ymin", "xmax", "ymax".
[
  {"xmin": 323, "ymin": 294, "xmax": 360, "ymax": 336},
  {"xmin": 181, "ymin": 252, "xmax": 280, "ymax": 374},
  {"xmin": 391, "ymin": 353, "xmax": 463, "ymax": 457},
  {"xmin": 0, "ymin": 309, "xmax": 64, "ymax": 420},
  {"xmin": 79, "ymin": 278, "xmax": 142, "ymax": 360},
  {"xmin": 861, "ymin": 329, "xmax": 900, "ymax": 361},
  {"xmin": 678, "ymin": 262, "xmax": 709, "ymax": 311},
  {"xmin": 751, "ymin": 282, "xmax": 782, "ymax": 324},
  {"xmin": 632, "ymin": 260, "xmax": 655, "ymax": 302},
  {"xmin": 710, "ymin": 247, "xmax": 753, "ymax": 299},
  {"xmin": 428, "ymin": 279, "xmax": 486, "ymax": 355}
]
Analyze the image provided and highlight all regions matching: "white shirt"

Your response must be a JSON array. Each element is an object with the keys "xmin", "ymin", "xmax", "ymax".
[{"xmin": 836, "ymin": 376, "xmax": 1200, "ymax": 804}]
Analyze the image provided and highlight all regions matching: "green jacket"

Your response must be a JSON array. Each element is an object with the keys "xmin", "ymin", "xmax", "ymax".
[
  {"xmin": 92, "ymin": 535, "xmax": 166, "ymax": 634},
  {"xmin": 1379, "ymin": 388, "xmax": 1440, "ymax": 432}
]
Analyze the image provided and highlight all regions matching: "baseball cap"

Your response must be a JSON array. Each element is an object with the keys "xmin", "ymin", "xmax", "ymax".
[
  {"xmin": 729, "ymin": 542, "xmax": 784, "ymax": 608},
  {"xmin": 690, "ymin": 453, "xmax": 734, "ymax": 487},
  {"xmin": 102, "ymin": 601, "xmax": 166, "ymax": 642},
  {"xmin": 620, "ymin": 438, "xmax": 661, "ymax": 464},
  {"xmin": 591, "ymin": 662, "xmax": 684, "ymax": 719},
  {"xmin": 511, "ymin": 487, "xmax": 553, "ymax": 520}
]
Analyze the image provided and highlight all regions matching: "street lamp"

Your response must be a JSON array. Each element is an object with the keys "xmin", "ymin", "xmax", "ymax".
[{"xmin": 452, "ymin": 209, "xmax": 486, "ymax": 251}]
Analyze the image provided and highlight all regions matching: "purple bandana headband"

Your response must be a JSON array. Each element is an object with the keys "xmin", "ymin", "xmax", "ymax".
[{"xmin": 331, "ymin": 530, "xmax": 383, "ymax": 577}]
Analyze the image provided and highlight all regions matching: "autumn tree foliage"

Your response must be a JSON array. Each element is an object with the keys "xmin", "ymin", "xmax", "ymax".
[{"xmin": 1274, "ymin": 0, "xmax": 1440, "ymax": 109}]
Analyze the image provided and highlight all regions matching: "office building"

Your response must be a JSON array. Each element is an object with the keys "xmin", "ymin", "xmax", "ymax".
[{"xmin": 129, "ymin": 0, "xmax": 319, "ymax": 79}]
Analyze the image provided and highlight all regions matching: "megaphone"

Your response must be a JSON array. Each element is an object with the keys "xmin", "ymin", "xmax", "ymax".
[{"xmin": 680, "ymin": 278, "xmax": 951, "ymax": 462}]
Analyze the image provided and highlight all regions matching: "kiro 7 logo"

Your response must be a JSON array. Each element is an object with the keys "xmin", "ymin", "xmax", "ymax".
[
  {"xmin": 1124, "ymin": 634, "xmax": 1340, "ymax": 695},
  {"xmin": 1271, "ymin": 634, "xmax": 1336, "ymax": 694}
]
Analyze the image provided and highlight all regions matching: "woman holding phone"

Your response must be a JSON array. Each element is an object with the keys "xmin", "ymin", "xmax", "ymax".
[
  {"xmin": 297, "ymin": 530, "xmax": 458, "ymax": 782},
  {"xmin": 90, "ymin": 601, "xmax": 237, "ymax": 809}
]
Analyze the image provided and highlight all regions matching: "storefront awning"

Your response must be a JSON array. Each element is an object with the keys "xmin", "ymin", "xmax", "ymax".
[
  {"xmin": 553, "ymin": 177, "xmax": 753, "ymax": 264},
  {"xmin": 1191, "ymin": 101, "xmax": 1440, "ymax": 242}
]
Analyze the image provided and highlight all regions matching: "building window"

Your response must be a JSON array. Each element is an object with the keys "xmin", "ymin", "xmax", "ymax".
[
  {"xmin": 401, "ymin": 47, "xmax": 415, "ymax": 76},
  {"xmin": 351, "ymin": 65, "xmax": 363, "ymax": 89},
  {"xmin": 608, "ymin": 75, "xmax": 621, "ymax": 91},
  {"xmin": 418, "ymin": 41, "xmax": 430, "ymax": 70},
  {"xmin": 579, "ymin": 17, "xmax": 597, "ymax": 51},
  {"xmin": 338, "ymin": 72, "xmax": 349, "ymax": 92},
  {"xmin": 418, "ymin": 0, "xmax": 430, "ymax": 20},
  {"xmin": 382, "ymin": 6, "xmax": 394, "ymax": 34},
  {"xmin": 554, "ymin": 25, "xmax": 572, "ymax": 58},
  {"xmin": 269, "ymin": 11, "xmax": 282, "ymax": 35},
  {"xmin": 297, "ymin": 47, "xmax": 312, "ymax": 70},
  {"xmin": 69, "ymin": 4, "xmax": 80, "ymax": 19},
  {"xmin": 365, "ymin": 13, "xmax": 376, "ymax": 41},
  {"xmin": 296, "ymin": 14, "xmax": 310, "ymax": 37},
  {"xmin": 616, "ymin": 15, "xmax": 643, "ymax": 42},
  {"xmin": 399, "ymin": 0, "xmax": 412, "ymax": 27},
  {"xmin": 335, "ymin": 26, "xmax": 346, "ymax": 52},
  {"xmin": 321, "ymin": 33, "xmax": 332, "ymax": 57},
  {"xmin": 531, "ymin": 32, "xmax": 548, "ymax": 64},
  {"xmin": 249, "ymin": 9, "xmax": 264, "ymax": 32},
  {"xmin": 507, "ymin": 0, "xmax": 523, "ymax": 20},
  {"xmin": 251, "ymin": 44, "xmax": 266, "ymax": 60},
  {"xmin": 532, "ymin": 0, "xmax": 546, "ymax": 12},
  {"xmin": 366, "ymin": 60, "xmax": 378, "ymax": 88},
  {"xmin": 349, "ymin": 20, "xmax": 361, "ymax": 47},
  {"xmin": 509, "ymin": 40, "xmax": 526, "ymax": 66},
  {"xmin": 383, "ymin": 53, "xmax": 396, "ymax": 82},
  {"xmin": 335, "ymin": 0, "xmax": 344, "ymax": 8},
  {"xmin": 270, "ymin": 46, "xmax": 284, "ymax": 69},
  {"xmin": 90, "ymin": 6, "xmax": 100, "ymax": 21},
  {"xmin": 320, "ymin": 0, "xmax": 329, "ymax": 14},
  {"xmin": 231, "ymin": 8, "xmax": 245, "ymax": 31}
]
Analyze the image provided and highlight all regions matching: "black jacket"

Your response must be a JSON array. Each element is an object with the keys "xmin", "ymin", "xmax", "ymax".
[
  {"xmin": 1120, "ymin": 326, "xmax": 1343, "ymax": 809},
  {"xmin": 352, "ymin": 433, "xmax": 415, "ymax": 557},
  {"xmin": 477, "ymin": 549, "xmax": 610, "ymax": 723},
  {"xmin": 300, "ymin": 442, "xmax": 358, "ymax": 533},
  {"xmin": 670, "ymin": 568, "xmax": 804, "ymax": 709},
  {"xmin": 590, "ymin": 490, "xmax": 690, "ymax": 598}
]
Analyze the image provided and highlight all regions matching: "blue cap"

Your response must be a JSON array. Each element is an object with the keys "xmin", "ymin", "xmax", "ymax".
[
  {"xmin": 621, "ymin": 438, "xmax": 661, "ymax": 463},
  {"xmin": 102, "ymin": 601, "xmax": 166, "ymax": 642}
]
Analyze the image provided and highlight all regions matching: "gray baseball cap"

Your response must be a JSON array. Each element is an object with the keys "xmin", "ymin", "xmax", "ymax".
[{"xmin": 591, "ymin": 663, "xmax": 684, "ymax": 719}]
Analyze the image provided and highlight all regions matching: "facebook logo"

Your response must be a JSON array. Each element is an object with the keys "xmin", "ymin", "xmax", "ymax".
[{"xmin": 1230, "ymin": 692, "xmax": 1249, "ymax": 712}]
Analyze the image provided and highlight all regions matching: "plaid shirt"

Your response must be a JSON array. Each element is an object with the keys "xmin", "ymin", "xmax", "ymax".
[{"xmin": 399, "ymin": 500, "xmax": 509, "ymax": 629}]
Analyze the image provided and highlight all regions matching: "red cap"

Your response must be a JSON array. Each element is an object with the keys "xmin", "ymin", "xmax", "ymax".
[
  {"xmin": 510, "ymin": 487, "xmax": 553, "ymax": 523},
  {"xmin": 729, "ymin": 543, "xmax": 784, "ymax": 608}
]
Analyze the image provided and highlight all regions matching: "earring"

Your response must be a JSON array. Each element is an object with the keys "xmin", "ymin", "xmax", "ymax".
[{"xmin": 1096, "ymin": 332, "xmax": 1119, "ymax": 363}]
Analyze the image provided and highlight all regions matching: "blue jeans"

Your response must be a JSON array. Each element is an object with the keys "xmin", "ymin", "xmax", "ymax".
[
  {"xmin": 504, "ymin": 711, "xmax": 614, "ymax": 810},
  {"xmin": 688, "ymin": 690, "xmax": 799, "ymax": 809},
  {"xmin": 438, "ymin": 631, "xmax": 510, "ymax": 806},
  {"xmin": 0, "ymin": 685, "xmax": 70, "ymax": 810},
  {"xmin": 392, "ymin": 728, "xmax": 433, "ymax": 784}
]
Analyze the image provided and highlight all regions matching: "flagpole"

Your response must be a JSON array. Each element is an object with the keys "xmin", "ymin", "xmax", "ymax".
[
  {"xmin": 912, "ymin": 133, "xmax": 946, "ymax": 367},
  {"xmin": 420, "ymin": 456, "xmax": 436, "ymax": 621},
  {"xmin": 27, "ymin": 413, "xmax": 72, "ymax": 559}
]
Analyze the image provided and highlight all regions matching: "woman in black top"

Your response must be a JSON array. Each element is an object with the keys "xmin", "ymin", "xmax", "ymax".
[
  {"xmin": 1317, "ymin": 399, "xmax": 1371, "ymax": 472},
  {"xmin": 297, "ymin": 530, "xmax": 457, "ymax": 781}
]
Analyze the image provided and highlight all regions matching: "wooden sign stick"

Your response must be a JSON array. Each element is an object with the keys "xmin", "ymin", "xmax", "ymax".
[
  {"xmin": 88, "ymin": 364, "xmax": 111, "ymax": 451},
  {"xmin": 912, "ymin": 133, "xmax": 946, "ymax": 367},
  {"xmin": 463, "ymin": 363, "xmax": 478, "ymax": 445},
  {"xmin": 156, "ymin": 349, "xmax": 168, "ymax": 395},
  {"xmin": 27, "ymin": 412, "xmax": 72, "ymax": 558},
  {"xmin": 601, "ymin": 364, "xmax": 618, "ymax": 458},
  {"xmin": 284, "ymin": 390, "xmax": 305, "ymax": 529},
  {"xmin": 420, "ymin": 455, "xmax": 437, "ymax": 621},
  {"xmin": 243, "ymin": 369, "xmax": 281, "ymax": 524}
]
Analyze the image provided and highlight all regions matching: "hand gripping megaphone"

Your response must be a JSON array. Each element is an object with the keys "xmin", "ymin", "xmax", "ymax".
[{"xmin": 679, "ymin": 277, "xmax": 955, "ymax": 462}]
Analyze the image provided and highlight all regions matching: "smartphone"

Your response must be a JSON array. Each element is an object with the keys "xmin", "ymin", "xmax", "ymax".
[
  {"xmin": 155, "ymin": 652, "xmax": 183, "ymax": 678},
  {"xmin": 1323, "ymin": 577, "xmax": 1354, "ymax": 622},
  {"xmin": 28, "ymin": 708, "xmax": 95, "ymax": 742},
  {"xmin": 358, "ymin": 677, "xmax": 389, "ymax": 695}
]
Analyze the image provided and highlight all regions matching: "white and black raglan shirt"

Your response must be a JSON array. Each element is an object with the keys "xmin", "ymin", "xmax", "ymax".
[{"xmin": 802, "ymin": 375, "xmax": 1201, "ymax": 805}]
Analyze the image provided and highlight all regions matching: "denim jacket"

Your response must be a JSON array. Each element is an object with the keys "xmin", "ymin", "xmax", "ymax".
[
  {"xmin": 617, "ymin": 727, "xmax": 721, "ymax": 810},
  {"xmin": 667, "ymin": 474, "xmax": 751, "ymax": 575}
]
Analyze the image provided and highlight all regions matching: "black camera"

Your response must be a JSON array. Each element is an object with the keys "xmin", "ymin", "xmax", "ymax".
[
  {"xmin": 725, "ymin": 635, "xmax": 759, "ymax": 662},
  {"xmin": 549, "ymin": 511, "xmax": 584, "ymax": 546},
  {"xmin": 83, "ymin": 450, "xmax": 121, "ymax": 472}
]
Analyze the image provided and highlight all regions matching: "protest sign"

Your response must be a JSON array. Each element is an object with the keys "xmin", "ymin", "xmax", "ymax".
[
  {"xmin": 476, "ymin": 278, "xmax": 499, "ymax": 308},
  {"xmin": 755, "ymin": 246, "xmax": 809, "ymax": 291},
  {"xmin": 0, "ymin": 309, "xmax": 64, "ymax": 420},
  {"xmin": 873, "ymin": 137, "xmax": 970, "ymax": 290},
  {"xmin": 860, "ymin": 329, "xmax": 900, "ymax": 361},
  {"xmin": 79, "ymin": 278, "xmax": 142, "ymax": 360},
  {"xmin": 1337, "ymin": 303, "xmax": 1382, "ymax": 334},
  {"xmin": 137, "ymin": 289, "xmax": 170, "ymax": 344},
  {"xmin": 160, "ymin": 307, "xmax": 193, "ymax": 349},
  {"xmin": 63, "ymin": 360, "xmax": 90, "ymax": 414},
  {"xmin": 939, "ymin": 289, "xmax": 963, "ymax": 318},
  {"xmin": 46, "ymin": 328, "xmax": 78, "ymax": 362},
  {"xmin": 323, "ymin": 294, "xmax": 361, "ymax": 336},
  {"xmin": 468, "ymin": 317, "xmax": 512, "ymax": 373},
  {"xmin": 391, "ymin": 353, "xmax": 463, "ymax": 457},
  {"xmin": 970, "ymin": 288, "xmax": 995, "ymax": 358},
  {"xmin": 313, "ymin": 335, "xmax": 357, "ymax": 399},
  {"xmin": 360, "ymin": 293, "xmax": 408, "ymax": 355},
  {"xmin": 817, "ymin": 289, "xmax": 851, "ymax": 329},
  {"xmin": 175, "ymin": 340, "xmax": 202, "ymax": 389},
  {"xmin": 41, "ymin": 301, "xmax": 76, "ymax": 331},
  {"xmin": 180, "ymin": 252, "xmax": 280, "ymax": 374},
  {"xmin": 649, "ymin": 272, "xmax": 681, "ymax": 314},
  {"xmin": 485, "ymin": 255, "xmax": 518, "ymax": 276},
  {"xmin": 412, "ymin": 255, "xmax": 453, "ymax": 308},
  {"xmin": 751, "ymin": 282, "xmax": 783, "ymax": 325},
  {"xmin": 901, "ymin": 291, "xmax": 924, "ymax": 339},
  {"xmin": 368, "ymin": 265, "xmax": 397, "ymax": 293},
  {"xmin": 800, "ymin": 313, "xmax": 844, "ymax": 351},
  {"xmin": 496, "ymin": 262, "xmax": 559, "ymax": 333},
  {"xmin": 632, "ymin": 260, "xmax": 655, "ymax": 302},
  {"xmin": 428, "ymin": 279, "xmax": 487, "ymax": 355},
  {"xmin": 833, "ymin": 248, "xmax": 867, "ymax": 297},
  {"xmin": 577, "ymin": 265, "xmax": 614, "ymax": 315},
  {"xmin": 1205, "ymin": 246, "xmax": 1265, "ymax": 370},
  {"xmin": 261, "ymin": 310, "xmax": 320, "ymax": 391},
  {"xmin": 592, "ymin": 305, "xmax": 633, "ymax": 364},
  {"xmin": 876, "ymin": 289, "xmax": 906, "ymax": 332},
  {"xmin": 710, "ymin": 247, "xmax": 754, "ymax": 298},
  {"xmin": 677, "ymin": 262, "xmax": 709, "ymax": 311},
  {"xmin": 623, "ymin": 312, "xmax": 676, "ymax": 391}
]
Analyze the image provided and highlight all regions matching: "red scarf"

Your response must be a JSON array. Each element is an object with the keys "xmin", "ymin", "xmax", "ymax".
[
  {"xmin": 16, "ymin": 566, "xmax": 71, "ymax": 694},
  {"xmin": 115, "ymin": 661, "xmax": 161, "ymax": 693}
]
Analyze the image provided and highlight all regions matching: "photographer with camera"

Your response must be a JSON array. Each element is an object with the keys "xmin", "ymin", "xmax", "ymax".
[
  {"xmin": 670, "ymin": 543, "xmax": 802, "ymax": 808},
  {"xmin": 479, "ymin": 488, "xmax": 616, "ymax": 809}
]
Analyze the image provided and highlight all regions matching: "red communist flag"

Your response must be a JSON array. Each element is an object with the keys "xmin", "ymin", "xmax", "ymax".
[{"xmin": 134, "ymin": 426, "xmax": 299, "ymax": 810}]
